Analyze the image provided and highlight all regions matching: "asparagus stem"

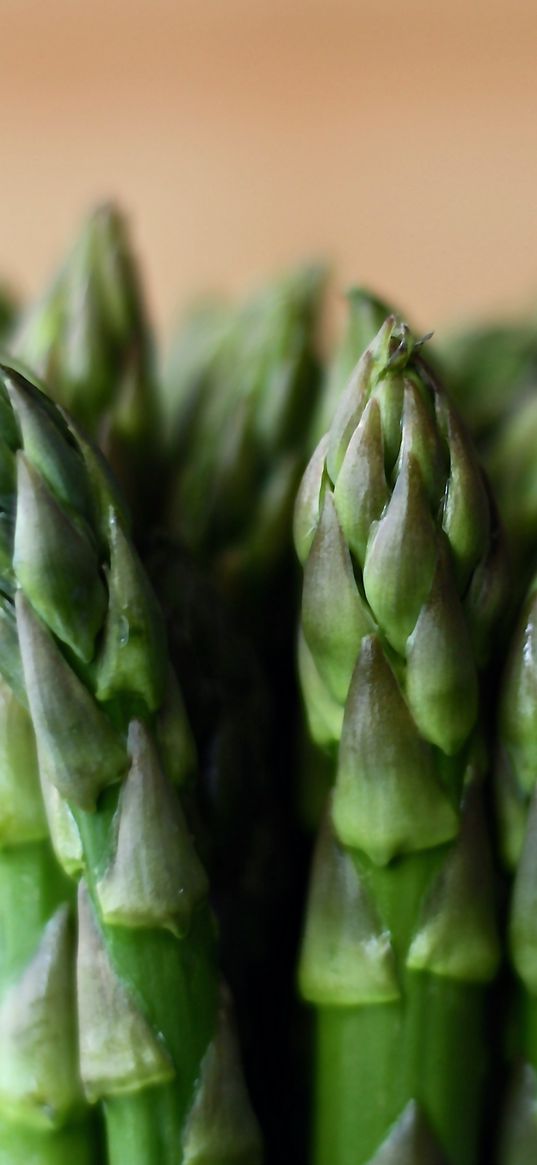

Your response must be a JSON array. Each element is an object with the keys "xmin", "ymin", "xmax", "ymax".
[
  {"xmin": 309, "ymin": 846, "xmax": 486, "ymax": 1164},
  {"xmin": 0, "ymin": 365, "xmax": 262, "ymax": 1165},
  {"xmin": 104, "ymin": 1090, "xmax": 188, "ymax": 1165},
  {"xmin": 316, "ymin": 973, "xmax": 485, "ymax": 1165},
  {"xmin": 0, "ymin": 1120, "xmax": 100, "ymax": 1165},
  {"xmin": 296, "ymin": 316, "xmax": 506, "ymax": 1162}
]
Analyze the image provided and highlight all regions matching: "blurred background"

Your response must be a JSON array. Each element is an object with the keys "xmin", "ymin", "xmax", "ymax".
[{"xmin": 1, "ymin": 0, "xmax": 537, "ymax": 335}]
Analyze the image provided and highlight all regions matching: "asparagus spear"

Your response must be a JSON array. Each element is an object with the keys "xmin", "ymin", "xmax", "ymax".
[
  {"xmin": 160, "ymin": 298, "xmax": 231, "ymax": 446},
  {"xmin": 163, "ymin": 264, "xmax": 325, "ymax": 616},
  {"xmin": 162, "ymin": 259, "xmax": 326, "ymax": 888},
  {"xmin": 10, "ymin": 203, "xmax": 158, "ymax": 532},
  {"xmin": 0, "ymin": 354, "xmax": 99, "ymax": 1161},
  {"xmin": 161, "ymin": 270, "xmax": 327, "ymax": 1160},
  {"xmin": 295, "ymin": 317, "xmax": 506, "ymax": 1164},
  {"xmin": 0, "ymin": 363, "xmax": 261, "ymax": 1165},
  {"xmin": 495, "ymin": 574, "xmax": 537, "ymax": 1162},
  {"xmin": 300, "ymin": 287, "xmax": 404, "ymax": 830},
  {"xmin": 149, "ymin": 538, "xmax": 294, "ymax": 1163}
]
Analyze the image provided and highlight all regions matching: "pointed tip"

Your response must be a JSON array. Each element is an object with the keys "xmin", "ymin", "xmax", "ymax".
[
  {"xmin": 0, "ymin": 901, "xmax": 80, "ymax": 1128},
  {"xmin": 182, "ymin": 980, "xmax": 262, "ymax": 1165}
]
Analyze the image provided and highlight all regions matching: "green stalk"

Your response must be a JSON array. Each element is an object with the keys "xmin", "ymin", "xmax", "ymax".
[
  {"xmin": 0, "ymin": 703, "xmax": 100, "ymax": 1161},
  {"xmin": 0, "ymin": 364, "xmax": 261, "ymax": 1165},
  {"xmin": 74, "ymin": 809, "xmax": 218, "ymax": 1165},
  {"xmin": 313, "ymin": 855, "xmax": 488, "ymax": 1165},
  {"xmin": 295, "ymin": 316, "xmax": 506, "ymax": 1163},
  {"xmin": 315, "ymin": 977, "xmax": 483, "ymax": 1165},
  {"xmin": 0, "ymin": 1123, "xmax": 98, "ymax": 1165}
]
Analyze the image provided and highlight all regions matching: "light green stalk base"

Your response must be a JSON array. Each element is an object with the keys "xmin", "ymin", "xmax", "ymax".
[
  {"xmin": 0, "ymin": 845, "xmax": 100, "ymax": 1164},
  {"xmin": 315, "ymin": 974, "xmax": 484, "ymax": 1165},
  {"xmin": 310, "ymin": 849, "xmax": 488, "ymax": 1165},
  {"xmin": 92, "ymin": 907, "xmax": 217, "ymax": 1165},
  {"xmin": 105, "ymin": 1087, "xmax": 197, "ymax": 1165},
  {"xmin": 0, "ymin": 1121, "xmax": 99, "ymax": 1165},
  {"xmin": 77, "ymin": 810, "xmax": 218, "ymax": 1165},
  {"xmin": 0, "ymin": 845, "xmax": 69, "ymax": 990}
]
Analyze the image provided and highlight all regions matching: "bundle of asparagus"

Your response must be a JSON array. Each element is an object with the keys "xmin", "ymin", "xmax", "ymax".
[{"xmin": 2, "ymin": 201, "xmax": 537, "ymax": 1165}]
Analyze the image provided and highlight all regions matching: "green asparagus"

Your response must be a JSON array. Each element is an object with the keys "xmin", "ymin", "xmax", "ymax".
[
  {"xmin": 300, "ymin": 286, "xmax": 405, "ymax": 830},
  {"xmin": 295, "ymin": 316, "xmax": 506, "ymax": 1164},
  {"xmin": 160, "ymin": 298, "xmax": 231, "ymax": 445},
  {"xmin": 10, "ymin": 203, "xmax": 158, "ymax": 531},
  {"xmin": 159, "ymin": 266, "xmax": 330, "ymax": 1163},
  {"xmin": 149, "ymin": 538, "xmax": 294, "ymax": 1163},
  {"xmin": 0, "ymin": 336, "xmax": 100, "ymax": 1160},
  {"xmin": 0, "ymin": 363, "xmax": 261, "ymax": 1165},
  {"xmin": 163, "ymin": 264, "xmax": 325, "ymax": 612}
]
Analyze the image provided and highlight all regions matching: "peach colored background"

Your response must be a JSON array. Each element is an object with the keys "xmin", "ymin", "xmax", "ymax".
[{"xmin": 1, "ymin": 0, "xmax": 537, "ymax": 338}]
